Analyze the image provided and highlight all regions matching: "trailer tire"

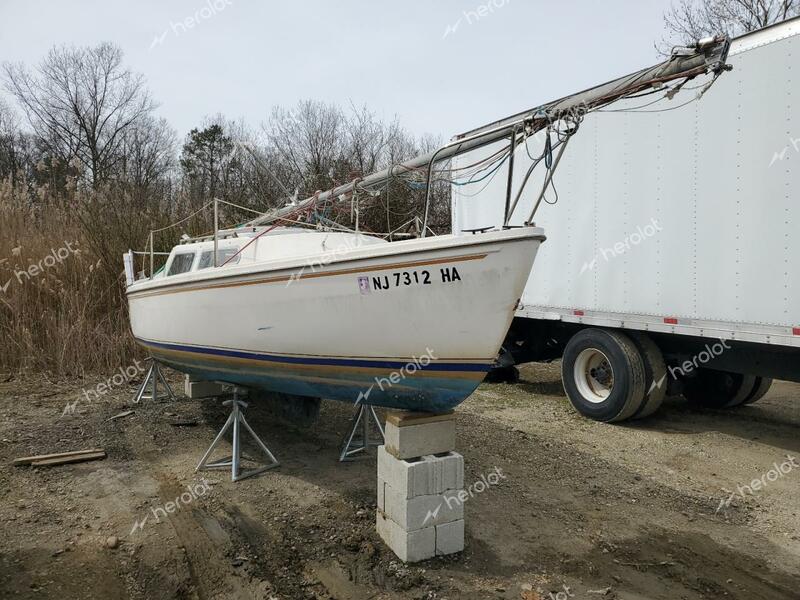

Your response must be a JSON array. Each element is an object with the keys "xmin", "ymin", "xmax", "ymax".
[
  {"xmin": 742, "ymin": 377, "xmax": 773, "ymax": 405},
  {"xmin": 628, "ymin": 332, "xmax": 667, "ymax": 419},
  {"xmin": 562, "ymin": 328, "xmax": 646, "ymax": 423},
  {"xmin": 682, "ymin": 369, "xmax": 756, "ymax": 409}
]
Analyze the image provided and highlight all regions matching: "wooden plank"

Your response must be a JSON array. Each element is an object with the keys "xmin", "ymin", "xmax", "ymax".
[
  {"xmin": 29, "ymin": 451, "xmax": 107, "ymax": 467},
  {"xmin": 12, "ymin": 448, "xmax": 105, "ymax": 466},
  {"xmin": 106, "ymin": 410, "xmax": 134, "ymax": 422},
  {"xmin": 385, "ymin": 410, "xmax": 454, "ymax": 428}
]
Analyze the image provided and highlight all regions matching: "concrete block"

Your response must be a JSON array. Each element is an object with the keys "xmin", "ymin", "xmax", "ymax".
[
  {"xmin": 184, "ymin": 375, "xmax": 225, "ymax": 399},
  {"xmin": 435, "ymin": 452, "xmax": 464, "ymax": 491},
  {"xmin": 378, "ymin": 446, "xmax": 463, "ymax": 498},
  {"xmin": 383, "ymin": 483, "xmax": 463, "ymax": 531},
  {"xmin": 376, "ymin": 511, "xmax": 435, "ymax": 563},
  {"xmin": 377, "ymin": 477, "xmax": 386, "ymax": 512},
  {"xmin": 384, "ymin": 412, "xmax": 456, "ymax": 460},
  {"xmin": 435, "ymin": 519, "xmax": 464, "ymax": 555}
]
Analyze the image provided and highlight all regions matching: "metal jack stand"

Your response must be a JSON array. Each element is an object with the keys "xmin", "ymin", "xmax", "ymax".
[
  {"xmin": 339, "ymin": 403, "xmax": 385, "ymax": 462},
  {"xmin": 133, "ymin": 358, "xmax": 176, "ymax": 403},
  {"xmin": 196, "ymin": 389, "xmax": 279, "ymax": 481}
]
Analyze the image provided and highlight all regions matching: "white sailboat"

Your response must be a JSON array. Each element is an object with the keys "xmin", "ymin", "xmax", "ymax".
[{"xmin": 128, "ymin": 226, "xmax": 544, "ymax": 411}]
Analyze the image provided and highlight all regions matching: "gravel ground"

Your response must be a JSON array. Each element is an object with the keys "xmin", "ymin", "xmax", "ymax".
[{"xmin": 0, "ymin": 363, "xmax": 798, "ymax": 599}]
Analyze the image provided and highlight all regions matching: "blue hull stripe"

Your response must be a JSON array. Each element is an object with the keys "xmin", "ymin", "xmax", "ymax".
[{"xmin": 137, "ymin": 339, "xmax": 489, "ymax": 412}]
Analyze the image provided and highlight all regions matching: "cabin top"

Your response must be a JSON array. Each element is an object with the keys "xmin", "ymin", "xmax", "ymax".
[{"xmin": 152, "ymin": 228, "xmax": 387, "ymax": 281}]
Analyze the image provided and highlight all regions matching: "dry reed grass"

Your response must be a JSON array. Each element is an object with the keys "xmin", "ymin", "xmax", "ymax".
[{"xmin": 0, "ymin": 181, "xmax": 139, "ymax": 377}]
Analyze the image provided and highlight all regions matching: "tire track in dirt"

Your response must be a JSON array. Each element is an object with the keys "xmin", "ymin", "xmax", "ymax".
[{"xmin": 153, "ymin": 476, "xmax": 276, "ymax": 600}]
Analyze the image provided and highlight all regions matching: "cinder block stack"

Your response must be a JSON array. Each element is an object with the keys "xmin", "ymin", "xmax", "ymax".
[
  {"xmin": 183, "ymin": 374, "xmax": 225, "ymax": 399},
  {"xmin": 376, "ymin": 411, "xmax": 465, "ymax": 562}
]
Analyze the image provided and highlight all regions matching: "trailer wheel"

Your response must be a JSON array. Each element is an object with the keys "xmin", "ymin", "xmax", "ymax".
[
  {"xmin": 682, "ymin": 369, "xmax": 756, "ymax": 409},
  {"xmin": 628, "ymin": 332, "xmax": 667, "ymax": 419},
  {"xmin": 562, "ymin": 329, "xmax": 646, "ymax": 423},
  {"xmin": 742, "ymin": 377, "xmax": 773, "ymax": 405}
]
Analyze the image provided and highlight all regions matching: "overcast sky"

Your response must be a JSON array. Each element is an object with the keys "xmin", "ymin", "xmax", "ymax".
[{"xmin": 0, "ymin": 0, "xmax": 675, "ymax": 141}]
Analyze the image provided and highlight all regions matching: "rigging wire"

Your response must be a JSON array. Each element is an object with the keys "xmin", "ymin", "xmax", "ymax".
[
  {"xmin": 449, "ymin": 150, "xmax": 511, "ymax": 186},
  {"xmin": 597, "ymin": 94, "xmax": 702, "ymax": 114},
  {"xmin": 598, "ymin": 70, "xmax": 723, "ymax": 114},
  {"xmin": 451, "ymin": 153, "xmax": 512, "ymax": 198},
  {"xmin": 150, "ymin": 201, "xmax": 215, "ymax": 234}
]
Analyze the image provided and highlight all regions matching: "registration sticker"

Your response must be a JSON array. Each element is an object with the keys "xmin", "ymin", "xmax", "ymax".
[{"xmin": 357, "ymin": 276, "xmax": 371, "ymax": 295}]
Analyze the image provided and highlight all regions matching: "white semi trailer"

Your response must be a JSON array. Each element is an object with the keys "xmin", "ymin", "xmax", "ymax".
[{"xmin": 452, "ymin": 18, "xmax": 800, "ymax": 422}]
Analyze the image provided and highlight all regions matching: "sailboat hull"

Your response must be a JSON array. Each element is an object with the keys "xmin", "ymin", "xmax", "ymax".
[{"xmin": 127, "ymin": 228, "xmax": 544, "ymax": 412}]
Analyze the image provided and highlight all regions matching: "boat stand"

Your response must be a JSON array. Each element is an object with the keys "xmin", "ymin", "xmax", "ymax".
[
  {"xmin": 339, "ymin": 403, "xmax": 385, "ymax": 462},
  {"xmin": 133, "ymin": 358, "xmax": 176, "ymax": 404},
  {"xmin": 196, "ymin": 389, "xmax": 279, "ymax": 481}
]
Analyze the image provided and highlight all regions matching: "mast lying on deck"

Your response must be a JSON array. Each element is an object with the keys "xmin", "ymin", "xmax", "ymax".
[{"xmin": 245, "ymin": 35, "xmax": 731, "ymax": 230}]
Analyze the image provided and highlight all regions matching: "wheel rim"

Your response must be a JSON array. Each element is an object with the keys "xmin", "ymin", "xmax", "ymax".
[{"xmin": 574, "ymin": 348, "xmax": 615, "ymax": 404}]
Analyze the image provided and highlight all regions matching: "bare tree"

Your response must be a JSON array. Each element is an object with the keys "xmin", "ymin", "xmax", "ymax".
[
  {"xmin": 264, "ymin": 100, "xmax": 347, "ymax": 195},
  {"xmin": 258, "ymin": 100, "xmax": 446, "ymax": 233},
  {"xmin": 117, "ymin": 115, "xmax": 176, "ymax": 197},
  {"xmin": 0, "ymin": 99, "xmax": 21, "ymax": 180},
  {"xmin": 216, "ymin": 117, "xmax": 261, "ymax": 207},
  {"xmin": 345, "ymin": 103, "xmax": 397, "ymax": 176},
  {"xmin": 238, "ymin": 143, "xmax": 295, "ymax": 210},
  {"xmin": 0, "ymin": 99, "xmax": 38, "ymax": 186},
  {"xmin": 3, "ymin": 42, "xmax": 156, "ymax": 188},
  {"xmin": 661, "ymin": 0, "xmax": 799, "ymax": 51}
]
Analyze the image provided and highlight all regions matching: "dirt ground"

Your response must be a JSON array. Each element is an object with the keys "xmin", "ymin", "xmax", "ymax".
[{"xmin": 0, "ymin": 363, "xmax": 798, "ymax": 600}]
